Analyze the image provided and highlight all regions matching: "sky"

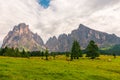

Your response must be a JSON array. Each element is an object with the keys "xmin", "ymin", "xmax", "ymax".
[
  {"xmin": 0, "ymin": 0, "xmax": 120, "ymax": 46},
  {"xmin": 38, "ymin": 0, "xmax": 50, "ymax": 8}
]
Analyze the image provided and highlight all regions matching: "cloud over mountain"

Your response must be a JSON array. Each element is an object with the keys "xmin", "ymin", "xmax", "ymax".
[{"xmin": 0, "ymin": 0, "xmax": 120, "ymax": 46}]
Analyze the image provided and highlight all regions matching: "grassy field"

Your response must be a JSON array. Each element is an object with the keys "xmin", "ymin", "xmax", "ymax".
[{"xmin": 0, "ymin": 55, "xmax": 120, "ymax": 80}]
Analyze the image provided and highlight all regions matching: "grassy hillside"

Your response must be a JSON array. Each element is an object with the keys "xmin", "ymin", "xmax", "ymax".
[{"xmin": 0, "ymin": 55, "xmax": 120, "ymax": 80}]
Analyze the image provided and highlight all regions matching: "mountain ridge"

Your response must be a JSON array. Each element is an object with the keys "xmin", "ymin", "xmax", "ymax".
[
  {"xmin": 46, "ymin": 24, "xmax": 120, "ymax": 52},
  {"xmin": 2, "ymin": 23, "xmax": 120, "ymax": 52}
]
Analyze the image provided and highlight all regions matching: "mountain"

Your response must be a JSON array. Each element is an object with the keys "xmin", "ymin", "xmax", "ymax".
[
  {"xmin": 46, "ymin": 24, "xmax": 120, "ymax": 52},
  {"xmin": 2, "ymin": 23, "xmax": 120, "ymax": 52},
  {"xmin": 2, "ymin": 23, "xmax": 44, "ymax": 51}
]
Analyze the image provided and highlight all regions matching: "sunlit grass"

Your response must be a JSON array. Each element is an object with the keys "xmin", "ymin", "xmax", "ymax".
[{"xmin": 0, "ymin": 55, "xmax": 120, "ymax": 80}]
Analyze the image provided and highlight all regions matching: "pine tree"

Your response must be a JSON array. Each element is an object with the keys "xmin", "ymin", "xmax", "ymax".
[
  {"xmin": 113, "ymin": 53, "xmax": 116, "ymax": 58},
  {"xmin": 21, "ymin": 49, "xmax": 26, "ymax": 57},
  {"xmin": 71, "ymin": 40, "xmax": 82, "ymax": 60},
  {"xmin": 11, "ymin": 47, "xmax": 15, "ymax": 57},
  {"xmin": 14, "ymin": 48, "xmax": 21, "ymax": 57},
  {"xmin": 86, "ymin": 40, "xmax": 99, "ymax": 59},
  {"xmin": 0, "ymin": 48, "xmax": 2, "ymax": 55},
  {"xmin": 45, "ymin": 49, "xmax": 49, "ymax": 60},
  {"xmin": 4, "ymin": 46, "xmax": 8, "ymax": 56},
  {"xmin": 41, "ymin": 51, "xmax": 44, "ymax": 59},
  {"xmin": 0, "ymin": 48, "xmax": 5, "ymax": 56},
  {"xmin": 3, "ymin": 46, "xmax": 11, "ymax": 56}
]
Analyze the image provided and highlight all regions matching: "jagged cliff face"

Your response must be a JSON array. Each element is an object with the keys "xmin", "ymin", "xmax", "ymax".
[
  {"xmin": 2, "ymin": 23, "xmax": 44, "ymax": 51},
  {"xmin": 46, "ymin": 24, "xmax": 120, "ymax": 52}
]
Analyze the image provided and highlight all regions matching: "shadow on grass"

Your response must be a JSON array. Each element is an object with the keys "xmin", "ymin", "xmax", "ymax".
[
  {"xmin": 89, "ymin": 75, "xmax": 110, "ymax": 80},
  {"xmin": 0, "ymin": 74, "xmax": 12, "ymax": 80},
  {"xmin": 0, "ymin": 64, "xmax": 8, "ymax": 67},
  {"xmin": 98, "ymin": 67, "xmax": 120, "ymax": 74}
]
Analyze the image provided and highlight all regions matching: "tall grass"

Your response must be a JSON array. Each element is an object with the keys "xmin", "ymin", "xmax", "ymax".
[{"xmin": 0, "ymin": 55, "xmax": 119, "ymax": 80}]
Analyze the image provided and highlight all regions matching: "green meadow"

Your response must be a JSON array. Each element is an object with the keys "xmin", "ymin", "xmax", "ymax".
[{"xmin": 0, "ymin": 55, "xmax": 120, "ymax": 80}]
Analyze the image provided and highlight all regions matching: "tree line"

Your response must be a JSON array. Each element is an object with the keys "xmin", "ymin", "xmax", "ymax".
[
  {"xmin": 0, "ymin": 40, "xmax": 100, "ymax": 60},
  {"xmin": 0, "ymin": 47, "xmax": 47, "ymax": 58},
  {"xmin": 0, "ymin": 47, "xmax": 29, "ymax": 57}
]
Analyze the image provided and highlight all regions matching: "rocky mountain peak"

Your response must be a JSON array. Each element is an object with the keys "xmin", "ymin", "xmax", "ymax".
[
  {"xmin": 13, "ymin": 23, "xmax": 29, "ymax": 35},
  {"xmin": 2, "ymin": 23, "xmax": 44, "ymax": 51},
  {"xmin": 79, "ymin": 24, "xmax": 89, "ymax": 29}
]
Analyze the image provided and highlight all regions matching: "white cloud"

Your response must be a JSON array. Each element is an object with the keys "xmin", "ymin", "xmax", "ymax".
[
  {"xmin": 84, "ymin": 2, "xmax": 120, "ymax": 35},
  {"xmin": 0, "ymin": 0, "xmax": 120, "ymax": 46}
]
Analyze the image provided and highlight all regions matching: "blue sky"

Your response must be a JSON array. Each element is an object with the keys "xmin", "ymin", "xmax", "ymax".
[{"xmin": 38, "ymin": 0, "xmax": 50, "ymax": 8}]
